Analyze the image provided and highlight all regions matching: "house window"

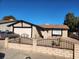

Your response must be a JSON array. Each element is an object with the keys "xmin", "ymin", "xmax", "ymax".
[{"xmin": 52, "ymin": 30, "xmax": 62, "ymax": 36}]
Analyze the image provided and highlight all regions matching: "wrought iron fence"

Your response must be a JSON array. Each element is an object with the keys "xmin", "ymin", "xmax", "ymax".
[
  {"xmin": 8, "ymin": 36, "xmax": 74, "ymax": 50},
  {"xmin": 8, "ymin": 37, "xmax": 33, "ymax": 45},
  {"xmin": 37, "ymin": 38, "xmax": 74, "ymax": 50},
  {"xmin": 8, "ymin": 37, "xmax": 74, "ymax": 59}
]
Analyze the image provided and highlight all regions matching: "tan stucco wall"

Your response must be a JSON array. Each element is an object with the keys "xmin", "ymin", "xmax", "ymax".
[
  {"xmin": 32, "ymin": 26, "xmax": 40, "ymax": 38},
  {"xmin": 41, "ymin": 30, "xmax": 52, "ymax": 39},
  {"xmin": 41, "ymin": 30, "xmax": 48, "ymax": 39},
  {"xmin": 14, "ymin": 22, "xmax": 22, "ymax": 27},
  {"xmin": 74, "ymin": 44, "xmax": 79, "ymax": 59},
  {"xmin": 14, "ymin": 22, "xmax": 31, "ymax": 27},
  {"xmin": 7, "ymin": 42, "xmax": 73, "ymax": 58},
  {"xmin": 48, "ymin": 30, "xmax": 52, "ymax": 39},
  {"xmin": 23, "ymin": 23, "xmax": 31, "ymax": 27},
  {"xmin": 41, "ymin": 29, "xmax": 68, "ymax": 39},
  {"xmin": 5, "ymin": 38, "xmax": 73, "ymax": 58},
  {"xmin": 62, "ymin": 30, "xmax": 68, "ymax": 37}
]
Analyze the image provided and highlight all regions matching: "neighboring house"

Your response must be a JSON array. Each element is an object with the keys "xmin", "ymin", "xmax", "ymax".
[
  {"xmin": 0, "ymin": 19, "xmax": 69, "ymax": 39},
  {"xmin": 0, "ymin": 19, "xmax": 16, "ymax": 31}
]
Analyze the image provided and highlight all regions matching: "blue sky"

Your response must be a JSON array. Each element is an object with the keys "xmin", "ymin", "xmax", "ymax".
[{"xmin": 0, "ymin": 0, "xmax": 79, "ymax": 24}]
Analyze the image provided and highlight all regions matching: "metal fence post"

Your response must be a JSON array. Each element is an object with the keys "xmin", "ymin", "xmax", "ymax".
[{"xmin": 72, "ymin": 43, "xmax": 75, "ymax": 59}]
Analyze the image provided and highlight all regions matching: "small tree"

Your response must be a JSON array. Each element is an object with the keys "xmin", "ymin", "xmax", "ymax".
[{"xmin": 64, "ymin": 12, "xmax": 76, "ymax": 32}]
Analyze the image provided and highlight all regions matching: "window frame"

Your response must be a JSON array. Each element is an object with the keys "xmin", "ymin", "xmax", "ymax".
[{"xmin": 52, "ymin": 29, "xmax": 62, "ymax": 36}]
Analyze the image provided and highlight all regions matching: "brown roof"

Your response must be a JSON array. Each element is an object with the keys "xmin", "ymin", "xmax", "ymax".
[
  {"xmin": 39, "ymin": 24, "xmax": 69, "ymax": 29},
  {"xmin": 0, "ymin": 19, "xmax": 16, "ymax": 24}
]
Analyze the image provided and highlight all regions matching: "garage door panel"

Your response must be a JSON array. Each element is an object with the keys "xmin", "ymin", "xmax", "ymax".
[{"xmin": 14, "ymin": 28, "xmax": 31, "ymax": 38}]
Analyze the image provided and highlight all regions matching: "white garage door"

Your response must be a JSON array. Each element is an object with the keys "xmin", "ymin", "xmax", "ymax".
[{"xmin": 14, "ymin": 28, "xmax": 31, "ymax": 38}]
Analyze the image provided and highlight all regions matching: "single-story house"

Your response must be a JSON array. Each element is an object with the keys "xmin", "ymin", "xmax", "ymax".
[{"xmin": 0, "ymin": 19, "xmax": 69, "ymax": 39}]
